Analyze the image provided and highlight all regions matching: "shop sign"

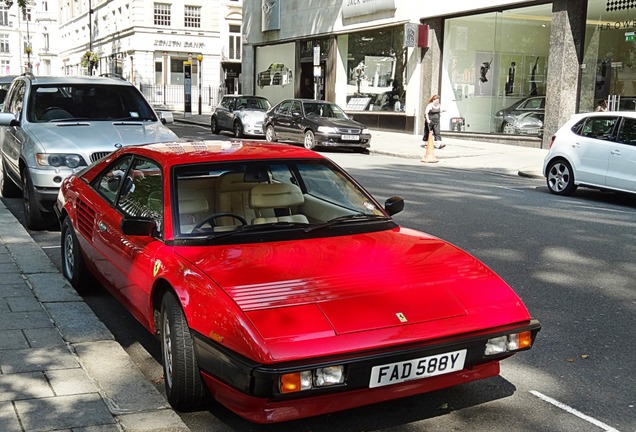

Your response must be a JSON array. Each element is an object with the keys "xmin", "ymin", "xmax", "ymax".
[
  {"xmin": 154, "ymin": 40, "xmax": 205, "ymax": 49},
  {"xmin": 262, "ymin": 0, "xmax": 281, "ymax": 31},
  {"xmin": 403, "ymin": 23, "xmax": 429, "ymax": 48},
  {"xmin": 342, "ymin": 0, "xmax": 396, "ymax": 19}
]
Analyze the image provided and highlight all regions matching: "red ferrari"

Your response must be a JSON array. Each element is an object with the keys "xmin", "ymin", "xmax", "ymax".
[{"xmin": 55, "ymin": 140, "xmax": 540, "ymax": 423}]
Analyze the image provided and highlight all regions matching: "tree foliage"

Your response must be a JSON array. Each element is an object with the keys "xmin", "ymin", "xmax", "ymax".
[{"xmin": 3, "ymin": 0, "xmax": 28, "ymax": 15}]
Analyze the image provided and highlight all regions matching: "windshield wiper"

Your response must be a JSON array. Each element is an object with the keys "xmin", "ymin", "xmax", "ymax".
[
  {"xmin": 200, "ymin": 221, "xmax": 310, "ymax": 241},
  {"xmin": 51, "ymin": 117, "xmax": 91, "ymax": 123},
  {"xmin": 303, "ymin": 214, "xmax": 388, "ymax": 232}
]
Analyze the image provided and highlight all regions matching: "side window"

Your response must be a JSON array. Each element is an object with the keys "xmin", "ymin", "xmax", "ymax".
[
  {"xmin": 95, "ymin": 156, "xmax": 133, "ymax": 204},
  {"xmin": 7, "ymin": 80, "xmax": 25, "ymax": 117},
  {"xmin": 116, "ymin": 157, "xmax": 163, "ymax": 225},
  {"xmin": 579, "ymin": 117, "xmax": 618, "ymax": 140},
  {"xmin": 221, "ymin": 97, "xmax": 232, "ymax": 109},
  {"xmin": 277, "ymin": 101, "xmax": 292, "ymax": 115},
  {"xmin": 616, "ymin": 117, "xmax": 636, "ymax": 145},
  {"xmin": 291, "ymin": 101, "xmax": 301, "ymax": 115}
]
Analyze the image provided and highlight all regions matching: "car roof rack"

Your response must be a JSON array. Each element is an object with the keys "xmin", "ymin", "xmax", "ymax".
[{"xmin": 20, "ymin": 72, "xmax": 35, "ymax": 79}]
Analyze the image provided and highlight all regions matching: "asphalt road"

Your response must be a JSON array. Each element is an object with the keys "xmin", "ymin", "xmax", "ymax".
[{"xmin": 2, "ymin": 122, "xmax": 634, "ymax": 432}]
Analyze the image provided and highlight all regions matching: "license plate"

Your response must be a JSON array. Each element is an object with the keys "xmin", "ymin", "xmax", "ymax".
[
  {"xmin": 341, "ymin": 134, "xmax": 360, "ymax": 141},
  {"xmin": 369, "ymin": 349, "xmax": 467, "ymax": 388}
]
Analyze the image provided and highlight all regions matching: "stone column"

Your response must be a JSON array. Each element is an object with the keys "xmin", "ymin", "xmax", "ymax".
[
  {"xmin": 543, "ymin": 0, "xmax": 588, "ymax": 148},
  {"xmin": 418, "ymin": 17, "xmax": 443, "ymax": 136}
]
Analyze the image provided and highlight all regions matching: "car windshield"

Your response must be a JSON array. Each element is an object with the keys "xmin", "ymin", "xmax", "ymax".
[
  {"xmin": 237, "ymin": 97, "xmax": 271, "ymax": 110},
  {"xmin": 173, "ymin": 159, "xmax": 387, "ymax": 238},
  {"xmin": 27, "ymin": 84, "xmax": 158, "ymax": 123},
  {"xmin": 303, "ymin": 102, "xmax": 349, "ymax": 119}
]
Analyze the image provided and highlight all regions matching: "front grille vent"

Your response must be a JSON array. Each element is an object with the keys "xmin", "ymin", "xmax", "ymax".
[{"xmin": 90, "ymin": 152, "xmax": 112, "ymax": 163}]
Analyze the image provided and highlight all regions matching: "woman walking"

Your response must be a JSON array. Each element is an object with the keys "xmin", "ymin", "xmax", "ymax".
[{"xmin": 423, "ymin": 95, "xmax": 445, "ymax": 149}]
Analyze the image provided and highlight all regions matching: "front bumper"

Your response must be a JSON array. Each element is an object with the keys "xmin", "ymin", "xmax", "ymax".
[
  {"xmin": 28, "ymin": 167, "xmax": 79, "ymax": 212},
  {"xmin": 315, "ymin": 132, "xmax": 371, "ymax": 148},
  {"xmin": 193, "ymin": 319, "xmax": 540, "ymax": 423}
]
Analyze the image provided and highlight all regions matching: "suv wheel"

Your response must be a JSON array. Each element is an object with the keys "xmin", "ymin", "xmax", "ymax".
[
  {"xmin": 265, "ymin": 125, "xmax": 277, "ymax": 142},
  {"xmin": 210, "ymin": 117, "xmax": 219, "ymax": 134},
  {"xmin": 304, "ymin": 130, "xmax": 316, "ymax": 150},
  {"xmin": 22, "ymin": 170, "xmax": 48, "ymax": 230},
  {"xmin": 233, "ymin": 121, "xmax": 243, "ymax": 138},
  {"xmin": 0, "ymin": 157, "xmax": 21, "ymax": 198}
]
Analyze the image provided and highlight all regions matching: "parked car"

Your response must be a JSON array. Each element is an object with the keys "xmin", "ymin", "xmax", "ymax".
[
  {"xmin": 210, "ymin": 95, "xmax": 271, "ymax": 137},
  {"xmin": 0, "ymin": 74, "xmax": 178, "ymax": 229},
  {"xmin": 56, "ymin": 139, "xmax": 540, "ymax": 423},
  {"xmin": 263, "ymin": 98, "xmax": 372, "ymax": 151},
  {"xmin": 494, "ymin": 95, "xmax": 545, "ymax": 133},
  {"xmin": 257, "ymin": 63, "xmax": 293, "ymax": 88},
  {"xmin": 501, "ymin": 111, "xmax": 544, "ymax": 136},
  {"xmin": 543, "ymin": 111, "xmax": 636, "ymax": 196},
  {"xmin": 0, "ymin": 75, "xmax": 17, "ymax": 109}
]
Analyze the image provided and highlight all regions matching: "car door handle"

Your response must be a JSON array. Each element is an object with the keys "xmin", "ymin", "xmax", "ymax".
[
  {"xmin": 610, "ymin": 149, "xmax": 621, "ymax": 155},
  {"xmin": 572, "ymin": 143, "xmax": 581, "ymax": 148},
  {"xmin": 97, "ymin": 221, "xmax": 107, "ymax": 232}
]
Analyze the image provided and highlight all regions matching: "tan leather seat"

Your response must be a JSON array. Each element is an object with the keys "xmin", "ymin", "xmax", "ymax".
[
  {"xmin": 215, "ymin": 172, "xmax": 273, "ymax": 226},
  {"xmin": 249, "ymin": 183, "xmax": 308, "ymax": 225},
  {"xmin": 178, "ymin": 188, "xmax": 210, "ymax": 233}
]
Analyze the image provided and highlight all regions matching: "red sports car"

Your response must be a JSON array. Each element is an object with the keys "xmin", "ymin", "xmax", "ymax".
[{"xmin": 55, "ymin": 140, "xmax": 540, "ymax": 423}]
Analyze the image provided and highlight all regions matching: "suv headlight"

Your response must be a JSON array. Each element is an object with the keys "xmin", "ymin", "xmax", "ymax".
[{"xmin": 36, "ymin": 153, "xmax": 86, "ymax": 169}]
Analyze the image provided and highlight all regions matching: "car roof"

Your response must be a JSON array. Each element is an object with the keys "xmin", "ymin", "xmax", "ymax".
[
  {"xmin": 109, "ymin": 140, "xmax": 324, "ymax": 168},
  {"xmin": 18, "ymin": 75, "xmax": 133, "ymax": 86},
  {"xmin": 224, "ymin": 95, "xmax": 268, "ymax": 99},
  {"xmin": 0, "ymin": 75, "xmax": 17, "ymax": 84}
]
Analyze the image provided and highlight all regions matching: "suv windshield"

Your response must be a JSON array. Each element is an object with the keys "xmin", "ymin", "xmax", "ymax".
[{"xmin": 27, "ymin": 84, "xmax": 158, "ymax": 123}]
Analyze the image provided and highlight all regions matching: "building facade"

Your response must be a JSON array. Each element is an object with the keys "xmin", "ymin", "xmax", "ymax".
[{"xmin": 242, "ymin": 0, "xmax": 636, "ymax": 147}]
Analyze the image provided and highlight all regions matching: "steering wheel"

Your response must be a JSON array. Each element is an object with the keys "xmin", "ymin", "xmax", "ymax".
[{"xmin": 191, "ymin": 212, "xmax": 247, "ymax": 233}]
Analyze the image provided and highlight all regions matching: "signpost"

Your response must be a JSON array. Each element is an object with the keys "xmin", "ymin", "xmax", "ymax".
[{"xmin": 184, "ymin": 59, "xmax": 192, "ymax": 116}]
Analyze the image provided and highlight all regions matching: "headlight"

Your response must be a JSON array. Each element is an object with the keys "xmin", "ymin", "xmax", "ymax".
[
  {"xmin": 317, "ymin": 126, "xmax": 338, "ymax": 133},
  {"xmin": 484, "ymin": 331, "xmax": 532, "ymax": 355},
  {"xmin": 495, "ymin": 110, "xmax": 504, "ymax": 117},
  {"xmin": 279, "ymin": 365, "xmax": 345, "ymax": 394},
  {"xmin": 362, "ymin": 128, "xmax": 370, "ymax": 134},
  {"xmin": 37, "ymin": 153, "xmax": 85, "ymax": 169}
]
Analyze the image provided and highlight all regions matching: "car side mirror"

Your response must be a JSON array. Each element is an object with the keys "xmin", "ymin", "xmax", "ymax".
[
  {"xmin": 121, "ymin": 218, "xmax": 157, "ymax": 236},
  {"xmin": 384, "ymin": 196, "xmax": 404, "ymax": 216},
  {"xmin": 0, "ymin": 112, "xmax": 20, "ymax": 127},
  {"xmin": 292, "ymin": 111, "xmax": 301, "ymax": 117}
]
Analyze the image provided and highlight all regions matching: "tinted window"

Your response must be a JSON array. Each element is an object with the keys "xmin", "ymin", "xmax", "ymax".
[
  {"xmin": 277, "ymin": 100, "xmax": 292, "ymax": 115},
  {"xmin": 577, "ymin": 116, "xmax": 618, "ymax": 141},
  {"xmin": 616, "ymin": 117, "xmax": 636, "ymax": 145}
]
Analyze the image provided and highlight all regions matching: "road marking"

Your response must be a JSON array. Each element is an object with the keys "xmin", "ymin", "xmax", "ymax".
[
  {"xmin": 530, "ymin": 390, "xmax": 621, "ymax": 432},
  {"xmin": 41, "ymin": 245, "xmax": 61, "ymax": 249}
]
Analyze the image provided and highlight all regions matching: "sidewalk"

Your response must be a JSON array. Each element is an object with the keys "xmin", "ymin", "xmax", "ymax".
[
  {"xmin": 0, "ymin": 113, "xmax": 547, "ymax": 432},
  {"xmin": 0, "ymin": 209, "xmax": 189, "ymax": 431},
  {"xmin": 174, "ymin": 113, "xmax": 549, "ymax": 179}
]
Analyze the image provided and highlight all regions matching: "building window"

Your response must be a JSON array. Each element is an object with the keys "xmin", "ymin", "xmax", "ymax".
[
  {"xmin": 184, "ymin": 5, "xmax": 201, "ymax": 28},
  {"xmin": 0, "ymin": 6, "xmax": 9, "ymax": 26},
  {"xmin": 0, "ymin": 33, "xmax": 9, "ymax": 53},
  {"xmin": 43, "ymin": 32, "xmax": 49, "ymax": 52},
  {"xmin": 345, "ymin": 26, "xmax": 407, "ymax": 112},
  {"xmin": 154, "ymin": 3, "xmax": 171, "ymax": 26},
  {"xmin": 1, "ymin": 59, "xmax": 9, "ymax": 74},
  {"xmin": 228, "ymin": 24, "xmax": 241, "ymax": 60}
]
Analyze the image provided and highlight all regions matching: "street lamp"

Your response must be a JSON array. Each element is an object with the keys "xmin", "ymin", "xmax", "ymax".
[
  {"xmin": 24, "ymin": 9, "xmax": 31, "ymax": 73},
  {"xmin": 197, "ymin": 54, "xmax": 203, "ymax": 115}
]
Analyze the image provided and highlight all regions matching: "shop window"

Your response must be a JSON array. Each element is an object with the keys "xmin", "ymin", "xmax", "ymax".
[
  {"xmin": 442, "ymin": 4, "xmax": 551, "ymax": 134},
  {"xmin": 581, "ymin": 1, "xmax": 636, "ymax": 113},
  {"xmin": 344, "ymin": 26, "xmax": 406, "ymax": 112}
]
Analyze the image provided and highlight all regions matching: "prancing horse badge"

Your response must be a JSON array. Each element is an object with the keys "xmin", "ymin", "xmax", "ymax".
[{"xmin": 396, "ymin": 312, "xmax": 408, "ymax": 323}]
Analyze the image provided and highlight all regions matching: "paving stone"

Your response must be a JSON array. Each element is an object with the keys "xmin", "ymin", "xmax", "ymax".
[
  {"xmin": 0, "ymin": 346, "xmax": 79, "ymax": 374},
  {"xmin": 6, "ymin": 295, "xmax": 43, "ymax": 312},
  {"xmin": 28, "ymin": 272, "xmax": 82, "ymax": 303},
  {"xmin": 0, "ymin": 310, "xmax": 53, "ymax": 331},
  {"xmin": 73, "ymin": 425, "xmax": 123, "ymax": 432},
  {"xmin": 0, "ymin": 401, "xmax": 22, "ymax": 432},
  {"xmin": 0, "ymin": 262, "xmax": 20, "ymax": 273},
  {"xmin": 6, "ymin": 243, "xmax": 60, "ymax": 275},
  {"xmin": 45, "ymin": 302, "xmax": 114, "ymax": 343},
  {"xmin": 24, "ymin": 327, "xmax": 67, "ymax": 348},
  {"xmin": 0, "ymin": 298, "xmax": 9, "ymax": 313},
  {"xmin": 0, "ymin": 329, "xmax": 29, "ymax": 350},
  {"xmin": 0, "ymin": 371, "xmax": 54, "ymax": 401},
  {"xmin": 116, "ymin": 409, "xmax": 190, "ymax": 432},
  {"xmin": 14, "ymin": 393, "xmax": 116, "ymax": 431},
  {"xmin": 0, "ymin": 273, "xmax": 27, "ymax": 285},
  {"xmin": 47, "ymin": 368, "xmax": 99, "ymax": 396},
  {"xmin": 0, "ymin": 282, "xmax": 33, "ymax": 298}
]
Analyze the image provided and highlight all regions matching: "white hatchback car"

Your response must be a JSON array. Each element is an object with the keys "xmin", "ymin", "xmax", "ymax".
[
  {"xmin": 0, "ymin": 74, "xmax": 178, "ymax": 229},
  {"xmin": 543, "ymin": 111, "xmax": 636, "ymax": 196}
]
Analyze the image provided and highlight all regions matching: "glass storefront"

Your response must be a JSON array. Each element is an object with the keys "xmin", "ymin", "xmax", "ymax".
[
  {"xmin": 343, "ymin": 26, "xmax": 407, "ymax": 112},
  {"xmin": 581, "ymin": 1, "xmax": 636, "ymax": 112},
  {"xmin": 442, "ymin": 4, "xmax": 552, "ymax": 135}
]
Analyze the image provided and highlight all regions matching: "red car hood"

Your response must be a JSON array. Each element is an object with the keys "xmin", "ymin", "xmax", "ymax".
[{"xmin": 177, "ymin": 228, "xmax": 530, "ymax": 350}]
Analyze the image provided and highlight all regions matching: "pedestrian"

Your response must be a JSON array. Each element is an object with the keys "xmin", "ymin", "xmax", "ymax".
[
  {"xmin": 595, "ymin": 99, "xmax": 608, "ymax": 112},
  {"xmin": 423, "ymin": 94, "xmax": 445, "ymax": 149}
]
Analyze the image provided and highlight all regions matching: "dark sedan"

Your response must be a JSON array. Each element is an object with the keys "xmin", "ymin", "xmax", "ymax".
[{"xmin": 263, "ymin": 99, "xmax": 371, "ymax": 151}]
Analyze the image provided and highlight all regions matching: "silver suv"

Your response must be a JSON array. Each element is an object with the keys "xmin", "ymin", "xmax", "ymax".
[{"xmin": 0, "ymin": 74, "xmax": 178, "ymax": 229}]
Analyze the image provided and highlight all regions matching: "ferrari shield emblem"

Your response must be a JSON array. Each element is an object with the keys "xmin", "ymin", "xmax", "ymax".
[
  {"xmin": 153, "ymin": 260, "xmax": 161, "ymax": 277},
  {"xmin": 396, "ymin": 312, "xmax": 408, "ymax": 323}
]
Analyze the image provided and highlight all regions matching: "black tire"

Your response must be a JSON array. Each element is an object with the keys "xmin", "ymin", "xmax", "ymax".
[
  {"xmin": 161, "ymin": 292, "xmax": 207, "ymax": 411},
  {"xmin": 265, "ymin": 124, "xmax": 277, "ymax": 142},
  {"xmin": 61, "ymin": 217, "xmax": 95, "ymax": 292},
  {"xmin": 546, "ymin": 159, "xmax": 578, "ymax": 196},
  {"xmin": 0, "ymin": 157, "xmax": 21, "ymax": 198},
  {"xmin": 303, "ymin": 130, "xmax": 316, "ymax": 150},
  {"xmin": 22, "ymin": 169, "xmax": 48, "ymax": 230},
  {"xmin": 210, "ymin": 117, "xmax": 219, "ymax": 134},
  {"xmin": 502, "ymin": 122, "xmax": 516, "ymax": 134},
  {"xmin": 233, "ymin": 120, "xmax": 243, "ymax": 138}
]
